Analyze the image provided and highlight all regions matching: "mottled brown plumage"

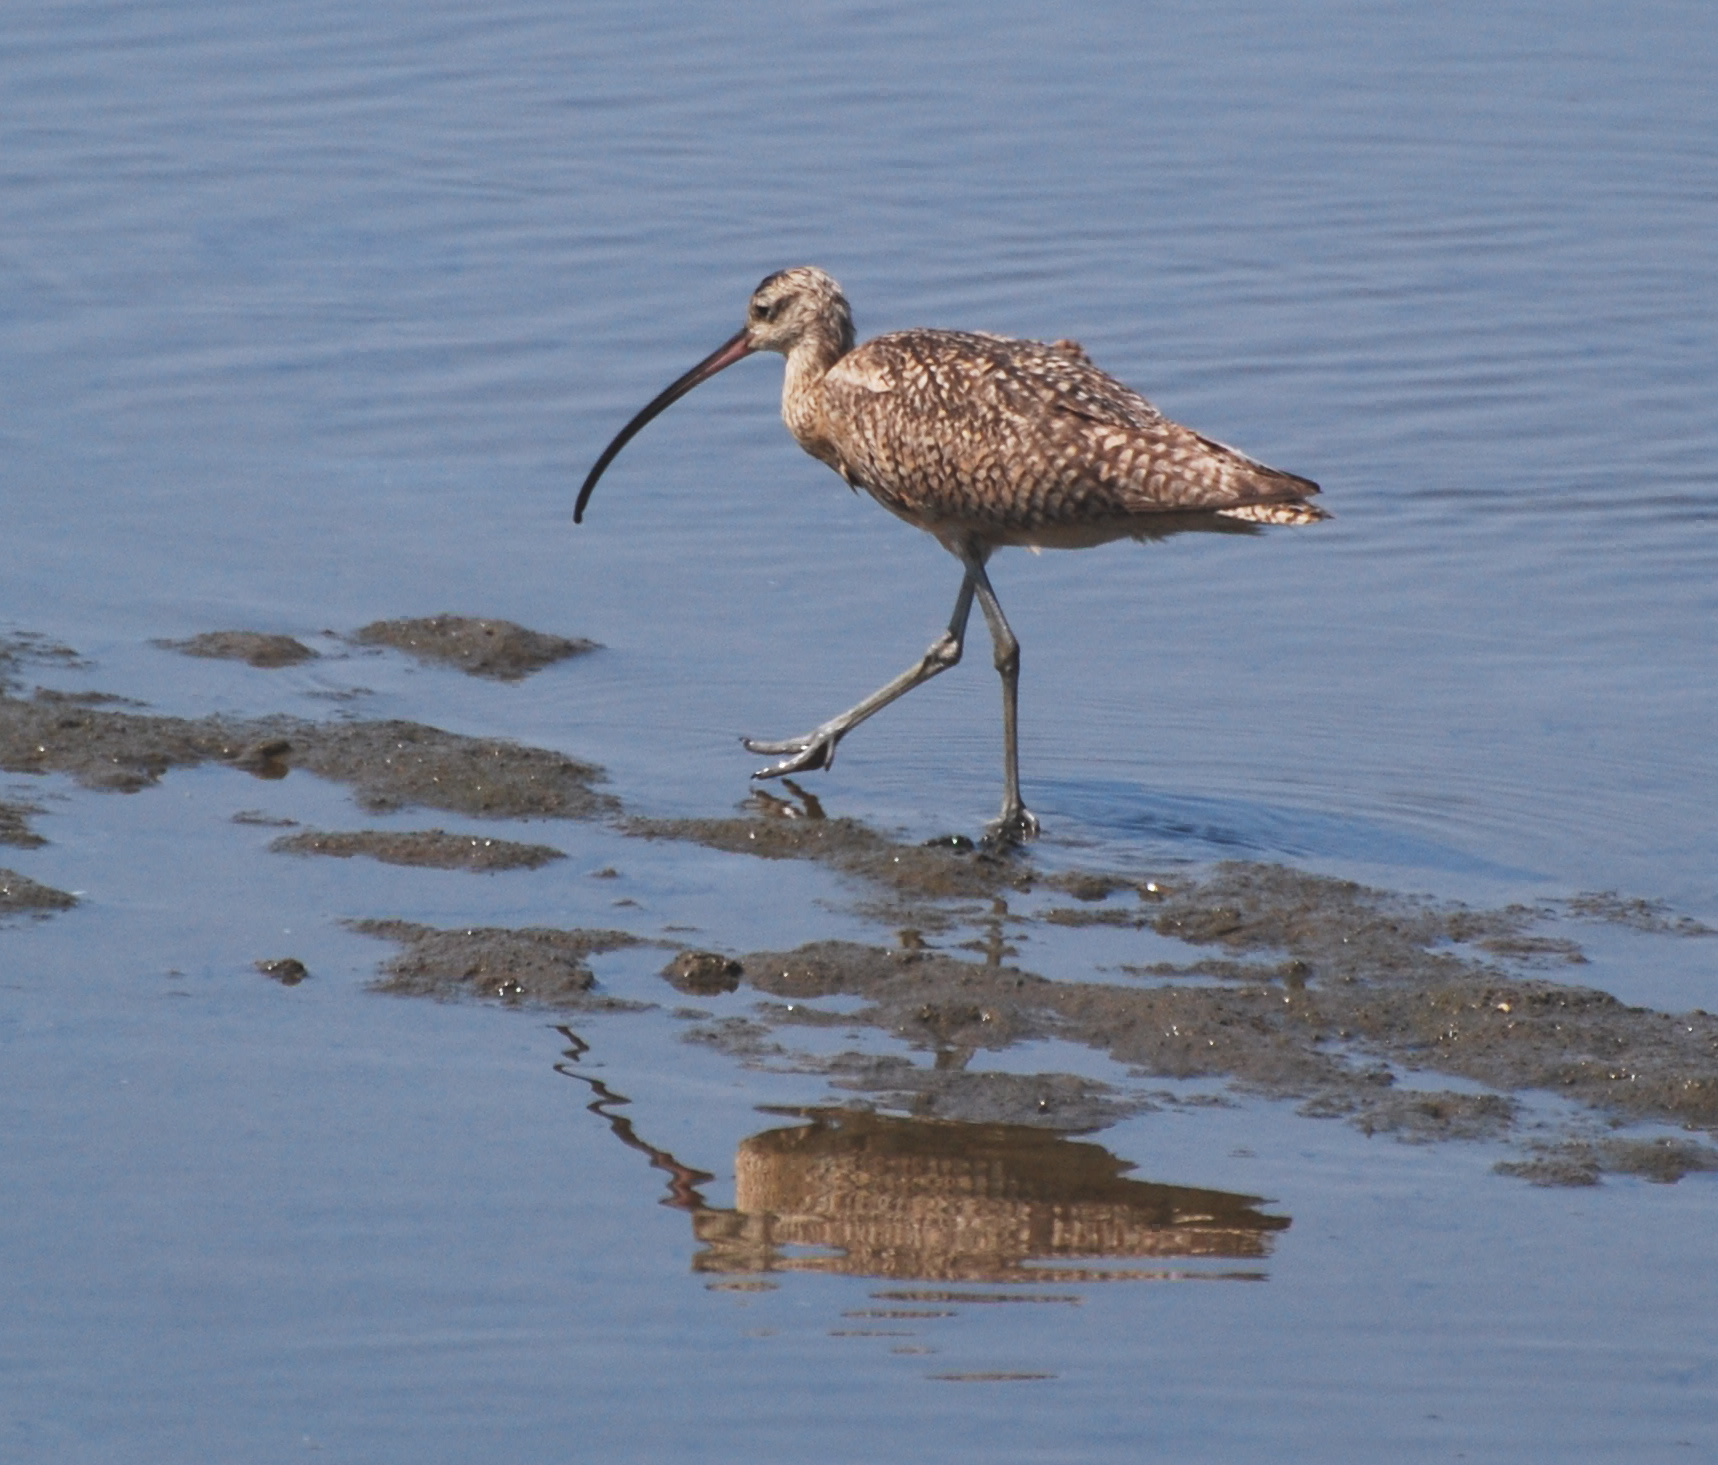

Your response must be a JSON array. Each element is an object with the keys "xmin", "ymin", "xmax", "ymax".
[{"xmin": 577, "ymin": 266, "xmax": 1326, "ymax": 843}]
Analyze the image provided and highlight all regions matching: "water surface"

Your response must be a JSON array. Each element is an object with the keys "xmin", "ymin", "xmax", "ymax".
[{"xmin": 3, "ymin": 2, "xmax": 1716, "ymax": 1460}]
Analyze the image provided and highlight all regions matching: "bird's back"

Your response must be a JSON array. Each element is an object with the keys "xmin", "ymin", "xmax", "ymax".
[{"xmin": 803, "ymin": 329, "xmax": 1323, "ymax": 546}]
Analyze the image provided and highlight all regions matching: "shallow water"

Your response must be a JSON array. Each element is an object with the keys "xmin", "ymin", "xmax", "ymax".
[{"xmin": 4, "ymin": 1, "xmax": 1717, "ymax": 1460}]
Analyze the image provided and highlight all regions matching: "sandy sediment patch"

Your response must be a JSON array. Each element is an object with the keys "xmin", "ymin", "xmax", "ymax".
[{"xmin": 352, "ymin": 616, "xmax": 596, "ymax": 681}]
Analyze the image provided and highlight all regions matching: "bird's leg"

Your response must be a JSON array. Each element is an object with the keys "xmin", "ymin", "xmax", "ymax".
[
  {"xmin": 962, "ymin": 551, "xmax": 1040, "ymax": 845},
  {"xmin": 745, "ymin": 572, "xmax": 977, "ymax": 778}
]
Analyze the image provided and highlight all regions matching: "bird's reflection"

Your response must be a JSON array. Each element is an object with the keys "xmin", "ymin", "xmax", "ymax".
[
  {"xmin": 693, "ymin": 1108, "xmax": 1289, "ymax": 1282},
  {"xmin": 555, "ymin": 1027, "xmax": 1289, "ymax": 1283},
  {"xmin": 552, "ymin": 1026, "xmax": 715, "ymax": 1210},
  {"xmin": 745, "ymin": 778, "xmax": 826, "ymax": 821}
]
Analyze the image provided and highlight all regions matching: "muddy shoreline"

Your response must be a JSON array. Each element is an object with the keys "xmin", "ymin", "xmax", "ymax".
[{"xmin": 5, "ymin": 626, "xmax": 1717, "ymax": 1184}]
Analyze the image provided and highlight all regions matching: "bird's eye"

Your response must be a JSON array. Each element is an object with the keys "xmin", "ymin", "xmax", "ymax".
[{"xmin": 766, "ymin": 297, "xmax": 789, "ymax": 321}]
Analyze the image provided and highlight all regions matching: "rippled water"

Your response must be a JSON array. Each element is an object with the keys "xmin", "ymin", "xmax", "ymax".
[{"xmin": 4, "ymin": 2, "xmax": 1716, "ymax": 1460}]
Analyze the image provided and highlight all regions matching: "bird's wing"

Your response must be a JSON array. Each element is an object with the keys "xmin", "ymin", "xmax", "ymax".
[{"xmin": 819, "ymin": 331, "xmax": 1318, "ymax": 528}]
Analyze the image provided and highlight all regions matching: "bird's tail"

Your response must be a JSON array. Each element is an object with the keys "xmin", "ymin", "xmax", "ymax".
[{"xmin": 1218, "ymin": 500, "xmax": 1331, "ymax": 525}]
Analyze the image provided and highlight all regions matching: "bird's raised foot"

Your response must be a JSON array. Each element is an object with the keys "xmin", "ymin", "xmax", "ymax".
[
  {"xmin": 743, "ymin": 729, "xmax": 842, "ymax": 779},
  {"xmin": 982, "ymin": 803, "xmax": 1041, "ymax": 848}
]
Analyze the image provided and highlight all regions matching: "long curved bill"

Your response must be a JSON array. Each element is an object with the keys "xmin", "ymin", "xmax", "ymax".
[{"xmin": 574, "ymin": 328, "xmax": 755, "ymax": 523}]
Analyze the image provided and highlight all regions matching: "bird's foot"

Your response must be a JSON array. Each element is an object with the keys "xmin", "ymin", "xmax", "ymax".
[
  {"xmin": 744, "ymin": 728, "xmax": 842, "ymax": 779},
  {"xmin": 982, "ymin": 803, "xmax": 1040, "ymax": 848}
]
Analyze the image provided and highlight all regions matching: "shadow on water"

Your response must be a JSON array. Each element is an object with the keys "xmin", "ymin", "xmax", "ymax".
[{"xmin": 553, "ymin": 1026, "xmax": 1289, "ymax": 1285}]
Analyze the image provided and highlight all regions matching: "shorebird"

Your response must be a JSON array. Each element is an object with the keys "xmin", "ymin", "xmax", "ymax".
[{"xmin": 576, "ymin": 266, "xmax": 1326, "ymax": 843}]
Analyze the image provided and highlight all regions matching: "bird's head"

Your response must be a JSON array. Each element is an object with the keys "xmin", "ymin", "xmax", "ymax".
[
  {"xmin": 742, "ymin": 266, "xmax": 855, "ymax": 357},
  {"xmin": 575, "ymin": 266, "xmax": 853, "ymax": 523}
]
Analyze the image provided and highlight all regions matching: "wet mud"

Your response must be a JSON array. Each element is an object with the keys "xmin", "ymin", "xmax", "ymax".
[
  {"xmin": 0, "ymin": 687, "xmax": 614, "ymax": 818},
  {"xmin": 158, "ymin": 631, "xmax": 318, "ymax": 668},
  {"xmin": 271, "ymin": 828, "xmax": 565, "ymax": 872},
  {"xmin": 625, "ymin": 856, "xmax": 1718, "ymax": 1161},
  {"xmin": 0, "ymin": 868, "xmax": 77, "ymax": 916},
  {"xmin": 1565, "ymin": 891, "xmax": 1716, "ymax": 937},
  {"xmin": 351, "ymin": 920, "xmax": 647, "ymax": 1006},
  {"xmin": 818, "ymin": 1059, "xmax": 1156, "ymax": 1132},
  {"xmin": 1495, "ymin": 1135, "xmax": 1718, "ymax": 1187},
  {"xmin": 288, "ymin": 721, "xmax": 615, "ymax": 819},
  {"xmin": 628, "ymin": 807, "xmax": 1029, "ymax": 904},
  {"xmin": 673, "ymin": 1000, "xmax": 1149, "ymax": 1129},
  {"xmin": 661, "ymin": 950, "xmax": 745, "ymax": 995},
  {"xmin": 702, "ymin": 858, "xmax": 1718, "ymax": 1146},
  {"xmin": 0, "ymin": 800, "xmax": 46, "ymax": 849},
  {"xmin": 346, "ymin": 858, "xmax": 1718, "ymax": 1159},
  {"xmin": 0, "ymin": 632, "xmax": 85, "ymax": 690},
  {"xmin": 1300, "ymin": 1088, "xmax": 1518, "ymax": 1143},
  {"xmin": 8, "ymin": 626, "xmax": 1718, "ymax": 1182},
  {"xmin": 352, "ymin": 616, "xmax": 597, "ymax": 681}
]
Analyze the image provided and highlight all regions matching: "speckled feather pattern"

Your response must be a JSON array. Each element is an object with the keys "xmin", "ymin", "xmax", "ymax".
[
  {"xmin": 751, "ymin": 270, "xmax": 1325, "ymax": 548},
  {"xmin": 576, "ymin": 266, "xmax": 1326, "ymax": 835}
]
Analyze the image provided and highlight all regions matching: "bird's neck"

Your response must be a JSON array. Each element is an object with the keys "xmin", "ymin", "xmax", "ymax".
[
  {"xmin": 784, "ymin": 315, "xmax": 852, "ymax": 384},
  {"xmin": 779, "ymin": 322, "xmax": 851, "ymax": 450}
]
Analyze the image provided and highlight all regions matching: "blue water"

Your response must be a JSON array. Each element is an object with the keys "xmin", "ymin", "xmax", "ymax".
[{"xmin": 4, "ymin": 2, "xmax": 1717, "ymax": 1460}]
